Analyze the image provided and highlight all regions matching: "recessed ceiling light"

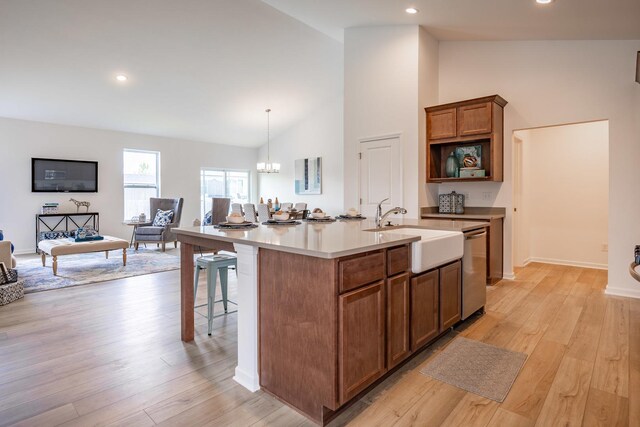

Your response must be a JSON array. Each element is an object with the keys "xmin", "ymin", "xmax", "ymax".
[
  {"xmin": 115, "ymin": 74, "xmax": 128, "ymax": 82},
  {"xmin": 405, "ymin": 7, "xmax": 419, "ymax": 14},
  {"xmin": 536, "ymin": 0, "xmax": 553, "ymax": 4}
]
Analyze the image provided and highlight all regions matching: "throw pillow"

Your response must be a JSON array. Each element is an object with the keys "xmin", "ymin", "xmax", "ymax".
[
  {"xmin": 153, "ymin": 209, "xmax": 174, "ymax": 227},
  {"xmin": 0, "ymin": 229, "xmax": 14, "ymax": 253}
]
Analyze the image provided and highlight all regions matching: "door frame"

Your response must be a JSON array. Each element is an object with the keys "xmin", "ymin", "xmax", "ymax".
[
  {"xmin": 512, "ymin": 135, "xmax": 525, "ymax": 267},
  {"xmin": 511, "ymin": 119, "xmax": 609, "ymax": 271},
  {"xmin": 357, "ymin": 133, "xmax": 404, "ymax": 213}
]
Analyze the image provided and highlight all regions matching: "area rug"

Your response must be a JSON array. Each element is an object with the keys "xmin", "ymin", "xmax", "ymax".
[
  {"xmin": 16, "ymin": 248, "xmax": 180, "ymax": 293},
  {"xmin": 420, "ymin": 337, "xmax": 527, "ymax": 402}
]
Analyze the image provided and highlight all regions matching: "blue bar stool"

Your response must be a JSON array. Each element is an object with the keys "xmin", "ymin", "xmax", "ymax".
[{"xmin": 193, "ymin": 254, "xmax": 238, "ymax": 335}]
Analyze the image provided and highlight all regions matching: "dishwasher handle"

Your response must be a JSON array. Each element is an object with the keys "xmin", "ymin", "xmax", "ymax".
[{"xmin": 465, "ymin": 231, "xmax": 487, "ymax": 240}]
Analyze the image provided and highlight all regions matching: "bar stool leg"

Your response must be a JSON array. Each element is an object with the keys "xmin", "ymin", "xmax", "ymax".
[
  {"xmin": 193, "ymin": 265, "xmax": 202, "ymax": 304},
  {"xmin": 219, "ymin": 266, "xmax": 229, "ymax": 313},
  {"xmin": 207, "ymin": 264, "xmax": 218, "ymax": 335}
]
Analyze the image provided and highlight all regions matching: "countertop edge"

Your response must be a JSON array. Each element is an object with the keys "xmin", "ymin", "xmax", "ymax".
[{"xmin": 174, "ymin": 227, "xmax": 420, "ymax": 259}]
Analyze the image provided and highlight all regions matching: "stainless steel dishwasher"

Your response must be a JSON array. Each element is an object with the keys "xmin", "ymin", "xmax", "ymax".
[{"xmin": 462, "ymin": 229, "xmax": 487, "ymax": 320}]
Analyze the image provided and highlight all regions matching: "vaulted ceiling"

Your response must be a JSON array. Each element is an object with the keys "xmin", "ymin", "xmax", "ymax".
[
  {"xmin": 264, "ymin": 0, "xmax": 640, "ymax": 42},
  {"xmin": 1, "ymin": 0, "xmax": 638, "ymax": 147},
  {"xmin": 0, "ymin": 0, "xmax": 343, "ymax": 147}
]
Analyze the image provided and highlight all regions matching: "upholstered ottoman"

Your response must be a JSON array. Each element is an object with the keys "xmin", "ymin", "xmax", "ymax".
[
  {"xmin": 0, "ymin": 278, "xmax": 24, "ymax": 305},
  {"xmin": 38, "ymin": 236, "xmax": 128, "ymax": 276}
]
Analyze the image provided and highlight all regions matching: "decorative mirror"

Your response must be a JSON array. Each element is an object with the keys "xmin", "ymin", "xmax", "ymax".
[{"xmin": 295, "ymin": 157, "xmax": 322, "ymax": 195}]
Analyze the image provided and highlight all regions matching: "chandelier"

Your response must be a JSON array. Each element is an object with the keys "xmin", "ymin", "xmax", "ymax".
[{"xmin": 257, "ymin": 108, "xmax": 280, "ymax": 173}]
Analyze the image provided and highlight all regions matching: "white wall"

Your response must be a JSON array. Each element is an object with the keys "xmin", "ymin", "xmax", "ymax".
[
  {"xmin": 0, "ymin": 117, "xmax": 258, "ymax": 253},
  {"xmin": 344, "ymin": 25, "xmax": 439, "ymax": 219},
  {"xmin": 438, "ymin": 40, "xmax": 640, "ymax": 297},
  {"xmin": 257, "ymin": 98, "xmax": 344, "ymax": 215},
  {"xmin": 514, "ymin": 121, "xmax": 609, "ymax": 269},
  {"xmin": 418, "ymin": 27, "xmax": 440, "ymax": 208}
]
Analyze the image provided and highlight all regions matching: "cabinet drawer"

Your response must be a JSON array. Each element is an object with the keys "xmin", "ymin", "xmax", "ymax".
[
  {"xmin": 387, "ymin": 245, "xmax": 410, "ymax": 277},
  {"xmin": 339, "ymin": 252, "xmax": 385, "ymax": 293}
]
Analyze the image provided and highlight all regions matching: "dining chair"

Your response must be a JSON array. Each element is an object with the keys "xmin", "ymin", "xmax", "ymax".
[
  {"xmin": 243, "ymin": 203, "xmax": 257, "ymax": 222},
  {"xmin": 211, "ymin": 198, "xmax": 231, "ymax": 225},
  {"xmin": 294, "ymin": 202, "xmax": 307, "ymax": 212},
  {"xmin": 231, "ymin": 203, "xmax": 244, "ymax": 215},
  {"xmin": 257, "ymin": 204, "xmax": 271, "ymax": 221},
  {"xmin": 280, "ymin": 202, "xmax": 293, "ymax": 211}
]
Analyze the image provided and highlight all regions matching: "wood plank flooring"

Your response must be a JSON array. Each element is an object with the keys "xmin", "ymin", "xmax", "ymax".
[{"xmin": 0, "ymin": 262, "xmax": 636, "ymax": 426}]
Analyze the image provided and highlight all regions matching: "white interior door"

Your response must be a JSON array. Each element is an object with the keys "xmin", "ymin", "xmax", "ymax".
[{"xmin": 359, "ymin": 136, "xmax": 402, "ymax": 218}]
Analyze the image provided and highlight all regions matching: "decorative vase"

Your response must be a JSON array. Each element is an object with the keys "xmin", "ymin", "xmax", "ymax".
[{"xmin": 445, "ymin": 152, "xmax": 459, "ymax": 178}]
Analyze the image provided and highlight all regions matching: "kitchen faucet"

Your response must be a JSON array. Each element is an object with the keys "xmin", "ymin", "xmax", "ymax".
[{"xmin": 375, "ymin": 198, "xmax": 408, "ymax": 228}]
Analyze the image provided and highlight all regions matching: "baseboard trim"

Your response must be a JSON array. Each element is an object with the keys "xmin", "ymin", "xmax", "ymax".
[
  {"xmin": 14, "ymin": 248, "xmax": 36, "ymax": 256},
  {"xmin": 605, "ymin": 286, "xmax": 640, "ymax": 300},
  {"xmin": 503, "ymin": 272, "xmax": 516, "ymax": 280},
  {"xmin": 528, "ymin": 257, "xmax": 607, "ymax": 270}
]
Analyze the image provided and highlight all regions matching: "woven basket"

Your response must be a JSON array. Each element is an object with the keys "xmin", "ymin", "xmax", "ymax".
[
  {"xmin": 0, "ymin": 279, "xmax": 24, "ymax": 306},
  {"xmin": 0, "ymin": 268, "xmax": 18, "ymax": 285}
]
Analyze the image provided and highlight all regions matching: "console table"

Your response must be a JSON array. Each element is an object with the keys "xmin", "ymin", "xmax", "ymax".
[{"xmin": 35, "ymin": 212, "xmax": 99, "ymax": 253}]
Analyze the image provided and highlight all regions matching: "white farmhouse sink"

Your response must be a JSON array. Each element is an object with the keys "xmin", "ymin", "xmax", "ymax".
[{"xmin": 376, "ymin": 227, "xmax": 464, "ymax": 274}]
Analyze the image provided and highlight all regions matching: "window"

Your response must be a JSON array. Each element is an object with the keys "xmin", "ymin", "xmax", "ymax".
[
  {"xmin": 123, "ymin": 149, "xmax": 160, "ymax": 220},
  {"xmin": 200, "ymin": 168, "xmax": 250, "ymax": 217}
]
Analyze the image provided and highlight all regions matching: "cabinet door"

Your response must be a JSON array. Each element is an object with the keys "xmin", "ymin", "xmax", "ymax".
[
  {"xmin": 387, "ymin": 273, "xmax": 410, "ymax": 369},
  {"xmin": 457, "ymin": 102, "xmax": 492, "ymax": 136},
  {"xmin": 487, "ymin": 217, "xmax": 504, "ymax": 284},
  {"xmin": 427, "ymin": 108, "xmax": 457, "ymax": 140},
  {"xmin": 339, "ymin": 281, "xmax": 386, "ymax": 404},
  {"xmin": 440, "ymin": 260, "xmax": 462, "ymax": 330},
  {"xmin": 410, "ymin": 270, "xmax": 439, "ymax": 351}
]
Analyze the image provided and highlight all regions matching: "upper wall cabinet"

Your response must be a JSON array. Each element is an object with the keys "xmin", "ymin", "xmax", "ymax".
[{"xmin": 425, "ymin": 95, "xmax": 507, "ymax": 183}]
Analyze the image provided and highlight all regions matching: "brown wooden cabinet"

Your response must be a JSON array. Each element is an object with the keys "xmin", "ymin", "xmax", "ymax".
[
  {"xmin": 427, "ymin": 107, "xmax": 456, "ymax": 140},
  {"xmin": 259, "ymin": 244, "xmax": 462, "ymax": 424},
  {"xmin": 426, "ymin": 95, "xmax": 507, "ymax": 183},
  {"xmin": 439, "ymin": 260, "xmax": 462, "ymax": 330},
  {"xmin": 386, "ymin": 273, "xmax": 410, "ymax": 369},
  {"xmin": 457, "ymin": 102, "xmax": 493, "ymax": 136},
  {"xmin": 338, "ymin": 281, "xmax": 386, "ymax": 404},
  {"xmin": 410, "ymin": 269, "xmax": 439, "ymax": 351}
]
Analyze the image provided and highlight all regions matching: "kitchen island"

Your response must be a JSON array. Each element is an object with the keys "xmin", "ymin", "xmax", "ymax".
[{"xmin": 174, "ymin": 218, "xmax": 486, "ymax": 424}]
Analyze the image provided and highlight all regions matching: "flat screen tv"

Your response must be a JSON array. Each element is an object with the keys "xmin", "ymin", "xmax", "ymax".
[{"xmin": 32, "ymin": 158, "xmax": 98, "ymax": 193}]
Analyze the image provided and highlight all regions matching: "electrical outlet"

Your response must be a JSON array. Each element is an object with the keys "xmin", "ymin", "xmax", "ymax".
[
  {"xmin": 601, "ymin": 243, "xmax": 608, "ymax": 252},
  {"xmin": 482, "ymin": 192, "xmax": 492, "ymax": 201},
  {"xmin": 463, "ymin": 192, "xmax": 470, "ymax": 200}
]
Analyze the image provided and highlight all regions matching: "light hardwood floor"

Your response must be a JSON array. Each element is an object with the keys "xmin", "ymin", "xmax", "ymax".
[{"xmin": 0, "ymin": 262, "xmax": 637, "ymax": 426}]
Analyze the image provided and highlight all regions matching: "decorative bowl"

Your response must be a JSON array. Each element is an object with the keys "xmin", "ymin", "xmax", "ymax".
[
  {"xmin": 346, "ymin": 209, "xmax": 359, "ymax": 217},
  {"xmin": 273, "ymin": 212, "xmax": 290, "ymax": 221},
  {"xmin": 226, "ymin": 215, "xmax": 246, "ymax": 224},
  {"xmin": 311, "ymin": 211, "xmax": 326, "ymax": 219}
]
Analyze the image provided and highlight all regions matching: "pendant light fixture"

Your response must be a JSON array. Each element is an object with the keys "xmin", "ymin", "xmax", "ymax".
[{"xmin": 257, "ymin": 108, "xmax": 280, "ymax": 174}]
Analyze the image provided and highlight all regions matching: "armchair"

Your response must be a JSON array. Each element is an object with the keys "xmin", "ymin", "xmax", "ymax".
[
  {"xmin": 0, "ymin": 241, "xmax": 16, "ymax": 268},
  {"xmin": 134, "ymin": 197, "xmax": 184, "ymax": 252}
]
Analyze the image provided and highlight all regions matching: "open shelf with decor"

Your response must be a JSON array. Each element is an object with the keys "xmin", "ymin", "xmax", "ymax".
[{"xmin": 425, "ymin": 95, "xmax": 507, "ymax": 183}]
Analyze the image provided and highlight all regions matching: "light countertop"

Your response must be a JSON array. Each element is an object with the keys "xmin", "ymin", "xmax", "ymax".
[{"xmin": 174, "ymin": 218, "xmax": 487, "ymax": 259}]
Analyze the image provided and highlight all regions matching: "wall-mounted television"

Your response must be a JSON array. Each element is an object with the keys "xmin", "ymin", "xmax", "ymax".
[{"xmin": 32, "ymin": 158, "xmax": 98, "ymax": 193}]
